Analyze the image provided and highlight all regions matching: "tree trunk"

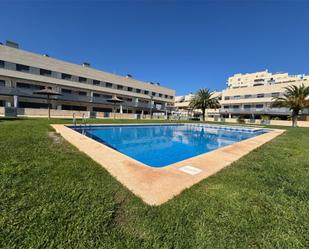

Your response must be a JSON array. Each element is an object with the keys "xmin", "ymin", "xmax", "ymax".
[
  {"xmin": 292, "ymin": 110, "xmax": 299, "ymax": 127},
  {"xmin": 202, "ymin": 108, "xmax": 206, "ymax": 122}
]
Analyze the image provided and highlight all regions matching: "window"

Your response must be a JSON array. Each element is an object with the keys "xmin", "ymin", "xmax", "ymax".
[
  {"xmin": 165, "ymin": 94, "xmax": 168, "ymax": 98},
  {"xmin": 61, "ymin": 73, "xmax": 72, "ymax": 80},
  {"xmin": 16, "ymin": 64, "xmax": 30, "ymax": 72},
  {"xmin": 234, "ymin": 95, "xmax": 241, "ymax": 99},
  {"xmin": 136, "ymin": 89, "xmax": 141, "ymax": 93},
  {"xmin": 256, "ymin": 104, "xmax": 264, "ymax": 109},
  {"xmin": 244, "ymin": 105, "xmax": 251, "ymax": 109},
  {"xmin": 245, "ymin": 94, "xmax": 252, "ymax": 99},
  {"xmin": 271, "ymin": 92, "xmax": 280, "ymax": 97},
  {"xmin": 106, "ymin": 82, "xmax": 113, "ymax": 88},
  {"xmin": 158, "ymin": 93, "xmax": 162, "ymax": 97},
  {"xmin": 16, "ymin": 82, "xmax": 43, "ymax": 89},
  {"xmin": 232, "ymin": 105, "xmax": 239, "ymax": 109},
  {"xmin": 0, "ymin": 80, "xmax": 5, "ymax": 87},
  {"xmin": 152, "ymin": 92, "xmax": 156, "ymax": 96},
  {"xmin": 117, "ymin": 85, "xmax": 123, "ymax": 90},
  {"xmin": 40, "ymin": 68, "xmax": 52, "ymax": 76},
  {"xmin": 144, "ymin": 90, "xmax": 149, "ymax": 95},
  {"xmin": 253, "ymin": 83, "xmax": 264, "ymax": 87},
  {"xmin": 128, "ymin": 87, "xmax": 133, "ymax": 92},
  {"xmin": 223, "ymin": 105, "xmax": 229, "ymax": 109},
  {"xmin": 78, "ymin": 91, "xmax": 87, "ymax": 96},
  {"xmin": 257, "ymin": 94, "xmax": 264, "ymax": 98},
  {"xmin": 170, "ymin": 96, "xmax": 173, "ymax": 99},
  {"xmin": 93, "ymin": 80, "xmax": 100, "ymax": 86},
  {"xmin": 93, "ymin": 93, "xmax": 100, "ymax": 97},
  {"xmin": 0, "ymin": 60, "xmax": 4, "ymax": 68},
  {"xmin": 78, "ymin": 77, "xmax": 87, "ymax": 83},
  {"xmin": 61, "ymin": 88, "xmax": 72, "ymax": 94},
  {"xmin": 102, "ymin": 94, "xmax": 112, "ymax": 99},
  {"xmin": 224, "ymin": 96, "xmax": 230, "ymax": 100}
]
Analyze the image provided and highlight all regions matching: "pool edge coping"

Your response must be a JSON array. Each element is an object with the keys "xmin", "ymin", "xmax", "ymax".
[{"xmin": 51, "ymin": 123, "xmax": 285, "ymax": 206}]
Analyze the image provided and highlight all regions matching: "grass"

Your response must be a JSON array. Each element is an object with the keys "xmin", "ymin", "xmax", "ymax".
[{"xmin": 1, "ymin": 118, "xmax": 308, "ymax": 248}]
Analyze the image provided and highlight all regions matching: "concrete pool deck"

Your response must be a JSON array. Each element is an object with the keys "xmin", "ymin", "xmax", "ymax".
[{"xmin": 52, "ymin": 124, "xmax": 285, "ymax": 206}]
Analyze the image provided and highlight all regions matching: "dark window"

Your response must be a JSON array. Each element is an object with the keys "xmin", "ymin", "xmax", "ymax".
[
  {"xmin": 223, "ymin": 105, "xmax": 229, "ymax": 109},
  {"xmin": 244, "ymin": 105, "xmax": 251, "ymax": 109},
  {"xmin": 117, "ymin": 85, "xmax": 123, "ymax": 90},
  {"xmin": 17, "ymin": 82, "xmax": 30, "ymax": 88},
  {"xmin": 257, "ymin": 94, "xmax": 264, "ymax": 98},
  {"xmin": 93, "ymin": 93, "xmax": 101, "ymax": 97},
  {"xmin": 78, "ymin": 91, "xmax": 87, "ymax": 96},
  {"xmin": 144, "ymin": 90, "xmax": 149, "ymax": 95},
  {"xmin": 102, "ymin": 94, "xmax": 112, "ymax": 99},
  {"xmin": 234, "ymin": 95, "xmax": 240, "ymax": 99},
  {"xmin": 106, "ymin": 82, "xmax": 113, "ymax": 88},
  {"xmin": 165, "ymin": 94, "xmax": 168, "ymax": 98},
  {"xmin": 271, "ymin": 92, "xmax": 280, "ymax": 97},
  {"xmin": 170, "ymin": 96, "xmax": 173, "ymax": 99},
  {"xmin": 0, "ymin": 60, "xmax": 4, "ymax": 68},
  {"xmin": 16, "ymin": 82, "xmax": 44, "ymax": 89},
  {"xmin": 256, "ymin": 104, "xmax": 264, "ymax": 108},
  {"xmin": 19, "ymin": 102, "xmax": 48, "ymax": 109},
  {"xmin": 159, "ymin": 93, "xmax": 162, "ymax": 97},
  {"xmin": 253, "ymin": 83, "xmax": 264, "ymax": 87},
  {"xmin": 245, "ymin": 95, "xmax": 252, "ymax": 99},
  {"xmin": 232, "ymin": 105, "xmax": 239, "ymax": 109},
  {"xmin": 40, "ymin": 68, "xmax": 52, "ymax": 76},
  {"xmin": 16, "ymin": 64, "xmax": 30, "ymax": 72},
  {"xmin": 61, "ymin": 73, "xmax": 72, "ymax": 80},
  {"xmin": 128, "ymin": 87, "xmax": 133, "ymax": 92},
  {"xmin": 152, "ymin": 92, "xmax": 156, "ymax": 96},
  {"xmin": 0, "ymin": 80, "xmax": 5, "ymax": 87},
  {"xmin": 61, "ymin": 89, "xmax": 72, "ymax": 94},
  {"xmin": 62, "ymin": 105, "xmax": 87, "ymax": 111},
  {"xmin": 93, "ymin": 107, "xmax": 112, "ymax": 112},
  {"xmin": 78, "ymin": 77, "xmax": 87, "ymax": 83},
  {"xmin": 224, "ymin": 96, "xmax": 230, "ymax": 100},
  {"xmin": 136, "ymin": 89, "xmax": 141, "ymax": 93},
  {"xmin": 93, "ymin": 80, "xmax": 100, "ymax": 85}
]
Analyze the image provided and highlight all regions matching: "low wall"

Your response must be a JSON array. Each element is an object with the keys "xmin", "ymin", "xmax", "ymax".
[{"xmin": 207, "ymin": 117, "xmax": 309, "ymax": 127}]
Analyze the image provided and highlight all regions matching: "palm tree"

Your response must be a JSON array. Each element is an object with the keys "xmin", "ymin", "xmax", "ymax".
[
  {"xmin": 271, "ymin": 84, "xmax": 309, "ymax": 127},
  {"xmin": 189, "ymin": 88, "xmax": 220, "ymax": 121}
]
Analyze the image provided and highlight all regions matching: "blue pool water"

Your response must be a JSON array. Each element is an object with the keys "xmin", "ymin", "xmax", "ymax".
[{"xmin": 72, "ymin": 124, "xmax": 266, "ymax": 167}]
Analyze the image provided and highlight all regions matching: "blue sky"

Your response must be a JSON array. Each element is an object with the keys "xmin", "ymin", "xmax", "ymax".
[{"xmin": 1, "ymin": 1, "xmax": 308, "ymax": 95}]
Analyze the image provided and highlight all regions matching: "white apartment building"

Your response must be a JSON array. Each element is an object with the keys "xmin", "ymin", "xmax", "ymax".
[
  {"xmin": 0, "ymin": 41, "xmax": 175, "ymax": 115},
  {"xmin": 176, "ymin": 70, "xmax": 309, "ymax": 119}
]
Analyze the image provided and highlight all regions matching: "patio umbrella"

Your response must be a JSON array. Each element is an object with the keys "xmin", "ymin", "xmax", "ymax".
[
  {"xmin": 106, "ymin": 95, "xmax": 124, "ymax": 119},
  {"xmin": 33, "ymin": 87, "xmax": 62, "ymax": 120}
]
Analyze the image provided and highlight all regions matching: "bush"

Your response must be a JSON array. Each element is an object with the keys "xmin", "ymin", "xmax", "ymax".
[{"xmin": 237, "ymin": 117, "xmax": 245, "ymax": 124}]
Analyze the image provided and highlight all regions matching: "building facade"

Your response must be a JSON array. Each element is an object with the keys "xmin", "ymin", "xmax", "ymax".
[
  {"xmin": 176, "ymin": 70, "xmax": 309, "ymax": 119},
  {"xmin": 0, "ymin": 41, "xmax": 175, "ymax": 115}
]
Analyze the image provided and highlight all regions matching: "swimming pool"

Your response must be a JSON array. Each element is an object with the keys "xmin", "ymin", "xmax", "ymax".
[{"xmin": 72, "ymin": 124, "xmax": 266, "ymax": 167}]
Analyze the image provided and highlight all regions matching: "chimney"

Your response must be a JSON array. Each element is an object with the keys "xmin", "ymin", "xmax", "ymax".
[{"xmin": 5, "ymin": 40, "xmax": 19, "ymax": 49}]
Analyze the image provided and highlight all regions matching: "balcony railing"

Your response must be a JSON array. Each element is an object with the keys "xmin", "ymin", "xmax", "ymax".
[{"xmin": 220, "ymin": 107, "xmax": 292, "ymax": 115}]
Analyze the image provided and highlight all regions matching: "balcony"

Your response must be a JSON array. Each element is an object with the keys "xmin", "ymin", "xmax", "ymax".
[{"xmin": 220, "ymin": 107, "xmax": 292, "ymax": 115}]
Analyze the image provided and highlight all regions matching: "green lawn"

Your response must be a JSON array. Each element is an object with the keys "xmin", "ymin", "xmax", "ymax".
[{"xmin": 1, "ymin": 118, "xmax": 308, "ymax": 248}]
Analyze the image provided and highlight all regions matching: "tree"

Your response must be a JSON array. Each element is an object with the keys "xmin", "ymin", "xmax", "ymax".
[
  {"xmin": 189, "ymin": 88, "xmax": 220, "ymax": 121},
  {"xmin": 271, "ymin": 84, "xmax": 309, "ymax": 127}
]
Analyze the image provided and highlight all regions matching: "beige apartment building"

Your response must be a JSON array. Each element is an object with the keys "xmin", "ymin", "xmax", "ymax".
[
  {"xmin": 175, "ymin": 70, "xmax": 309, "ymax": 119},
  {"xmin": 0, "ymin": 41, "xmax": 175, "ymax": 116}
]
